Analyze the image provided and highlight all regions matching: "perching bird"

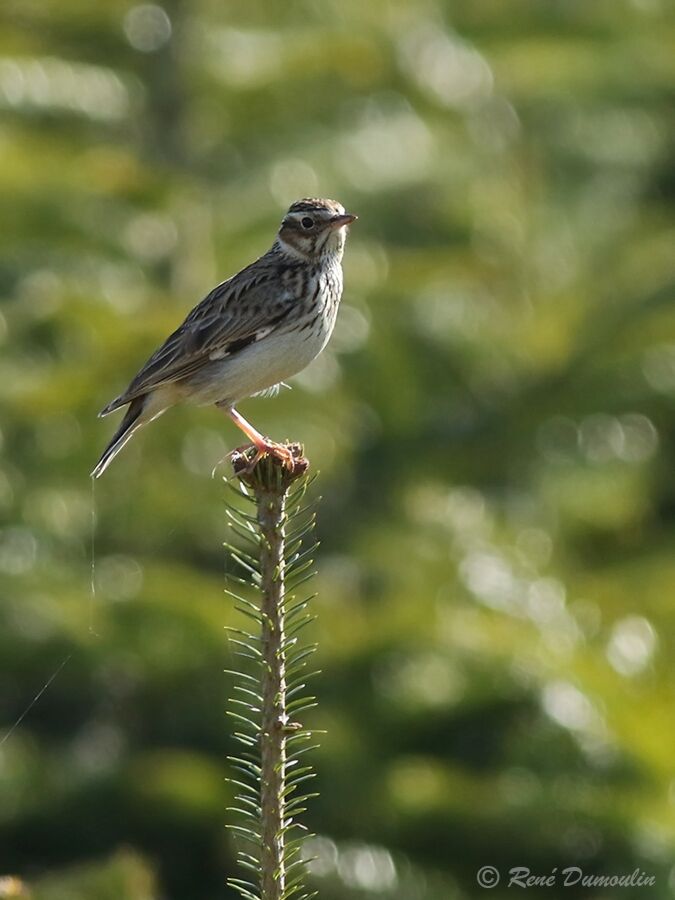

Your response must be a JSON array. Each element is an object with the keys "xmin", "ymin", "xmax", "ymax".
[{"xmin": 92, "ymin": 198, "xmax": 356, "ymax": 478}]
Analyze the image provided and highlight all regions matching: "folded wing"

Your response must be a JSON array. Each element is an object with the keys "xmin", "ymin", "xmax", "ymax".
[{"xmin": 100, "ymin": 261, "xmax": 296, "ymax": 416}]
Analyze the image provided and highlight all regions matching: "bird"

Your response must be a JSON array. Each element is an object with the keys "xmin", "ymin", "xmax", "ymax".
[{"xmin": 91, "ymin": 198, "xmax": 357, "ymax": 478}]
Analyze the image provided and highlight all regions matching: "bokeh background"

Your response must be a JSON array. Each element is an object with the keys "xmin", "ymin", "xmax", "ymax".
[{"xmin": 1, "ymin": 1, "xmax": 675, "ymax": 898}]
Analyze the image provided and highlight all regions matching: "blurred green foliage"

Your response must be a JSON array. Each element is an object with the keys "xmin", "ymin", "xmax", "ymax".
[{"xmin": 1, "ymin": 0, "xmax": 674, "ymax": 898}]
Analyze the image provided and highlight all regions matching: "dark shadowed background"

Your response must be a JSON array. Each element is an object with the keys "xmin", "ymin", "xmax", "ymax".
[{"xmin": 1, "ymin": 1, "xmax": 674, "ymax": 898}]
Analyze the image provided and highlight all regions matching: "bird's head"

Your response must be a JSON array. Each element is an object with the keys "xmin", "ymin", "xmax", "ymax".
[{"xmin": 276, "ymin": 198, "xmax": 357, "ymax": 261}]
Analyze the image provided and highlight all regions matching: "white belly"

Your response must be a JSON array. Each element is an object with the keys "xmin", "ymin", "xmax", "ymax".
[{"xmin": 180, "ymin": 313, "xmax": 335, "ymax": 407}]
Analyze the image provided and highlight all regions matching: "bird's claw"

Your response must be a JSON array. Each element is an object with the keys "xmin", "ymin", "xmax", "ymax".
[{"xmin": 230, "ymin": 439, "xmax": 296, "ymax": 474}]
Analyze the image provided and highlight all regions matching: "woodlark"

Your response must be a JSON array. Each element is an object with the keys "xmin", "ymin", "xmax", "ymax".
[{"xmin": 92, "ymin": 198, "xmax": 356, "ymax": 478}]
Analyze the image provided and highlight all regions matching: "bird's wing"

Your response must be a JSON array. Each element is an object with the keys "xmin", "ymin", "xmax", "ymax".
[{"xmin": 100, "ymin": 257, "xmax": 300, "ymax": 416}]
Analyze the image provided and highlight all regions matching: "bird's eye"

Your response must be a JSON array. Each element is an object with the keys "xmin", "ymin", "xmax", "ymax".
[{"xmin": 301, "ymin": 217, "xmax": 314, "ymax": 230}]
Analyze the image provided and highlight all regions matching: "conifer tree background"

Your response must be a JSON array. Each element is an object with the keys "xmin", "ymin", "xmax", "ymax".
[{"xmin": 1, "ymin": 1, "xmax": 674, "ymax": 898}]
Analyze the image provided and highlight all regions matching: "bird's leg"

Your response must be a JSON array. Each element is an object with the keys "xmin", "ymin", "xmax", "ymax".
[{"xmin": 220, "ymin": 405, "xmax": 295, "ymax": 471}]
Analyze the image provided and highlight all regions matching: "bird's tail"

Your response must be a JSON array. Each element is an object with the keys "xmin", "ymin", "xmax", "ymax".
[{"xmin": 91, "ymin": 397, "xmax": 148, "ymax": 479}]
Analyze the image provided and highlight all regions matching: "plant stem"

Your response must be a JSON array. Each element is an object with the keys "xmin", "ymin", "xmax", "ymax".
[
  {"xmin": 228, "ymin": 445, "xmax": 311, "ymax": 900},
  {"xmin": 258, "ymin": 482, "xmax": 288, "ymax": 900}
]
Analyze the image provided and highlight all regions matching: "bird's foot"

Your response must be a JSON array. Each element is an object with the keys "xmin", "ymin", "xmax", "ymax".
[{"xmin": 230, "ymin": 438, "xmax": 297, "ymax": 475}]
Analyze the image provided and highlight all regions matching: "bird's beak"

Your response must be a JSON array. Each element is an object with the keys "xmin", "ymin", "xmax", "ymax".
[{"xmin": 330, "ymin": 213, "xmax": 358, "ymax": 228}]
